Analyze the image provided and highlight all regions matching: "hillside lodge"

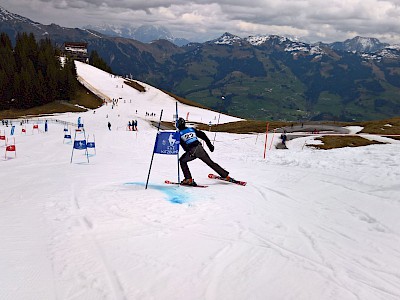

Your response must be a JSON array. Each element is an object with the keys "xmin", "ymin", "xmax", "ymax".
[{"xmin": 63, "ymin": 42, "xmax": 88, "ymax": 62}]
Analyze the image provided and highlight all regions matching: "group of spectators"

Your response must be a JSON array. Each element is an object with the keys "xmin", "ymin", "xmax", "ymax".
[{"xmin": 128, "ymin": 120, "xmax": 138, "ymax": 131}]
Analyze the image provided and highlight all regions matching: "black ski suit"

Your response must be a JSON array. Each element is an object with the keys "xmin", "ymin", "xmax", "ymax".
[{"xmin": 178, "ymin": 126, "xmax": 229, "ymax": 180}]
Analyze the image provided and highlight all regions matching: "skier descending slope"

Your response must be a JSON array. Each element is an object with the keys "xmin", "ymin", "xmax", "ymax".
[{"xmin": 176, "ymin": 117, "xmax": 235, "ymax": 186}]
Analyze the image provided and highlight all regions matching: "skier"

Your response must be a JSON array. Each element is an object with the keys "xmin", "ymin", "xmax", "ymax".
[
  {"xmin": 176, "ymin": 117, "xmax": 233, "ymax": 186},
  {"xmin": 108, "ymin": 121, "xmax": 111, "ymax": 131},
  {"xmin": 281, "ymin": 130, "xmax": 287, "ymax": 146}
]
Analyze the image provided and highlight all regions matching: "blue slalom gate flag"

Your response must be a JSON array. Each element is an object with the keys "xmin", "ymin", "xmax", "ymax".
[
  {"xmin": 70, "ymin": 129, "xmax": 89, "ymax": 163},
  {"xmin": 153, "ymin": 131, "xmax": 180, "ymax": 155},
  {"xmin": 86, "ymin": 134, "xmax": 96, "ymax": 155},
  {"xmin": 73, "ymin": 140, "xmax": 87, "ymax": 150}
]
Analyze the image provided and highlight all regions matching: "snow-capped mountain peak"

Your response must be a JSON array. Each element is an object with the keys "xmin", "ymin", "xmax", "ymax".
[
  {"xmin": 245, "ymin": 34, "xmax": 300, "ymax": 46},
  {"xmin": 82, "ymin": 24, "xmax": 190, "ymax": 46},
  {"xmin": 243, "ymin": 34, "xmax": 324, "ymax": 55},
  {"xmin": 133, "ymin": 24, "xmax": 174, "ymax": 43},
  {"xmin": 352, "ymin": 36, "xmax": 387, "ymax": 51},
  {"xmin": 330, "ymin": 36, "xmax": 389, "ymax": 53},
  {"xmin": 0, "ymin": 5, "xmax": 40, "ymax": 25},
  {"xmin": 245, "ymin": 35, "xmax": 269, "ymax": 46},
  {"xmin": 212, "ymin": 32, "xmax": 244, "ymax": 45}
]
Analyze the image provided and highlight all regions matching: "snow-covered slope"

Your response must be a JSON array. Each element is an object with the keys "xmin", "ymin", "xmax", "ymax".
[
  {"xmin": 75, "ymin": 61, "xmax": 241, "ymax": 126},
  {"xmin": 1, "ymin": 62, "xmax": 400, "ymax": 300}
]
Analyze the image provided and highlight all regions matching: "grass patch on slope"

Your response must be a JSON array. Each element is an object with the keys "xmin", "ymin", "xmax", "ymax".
[
  {"xmin": 355, "ymin": 117, "xmax": 400, "ymax": 135},
  {"xmin": 70, "ymin": 84, "xmax": 104, "ymax": 108},
  {"xmin": 124, "ymin": 80, "xmax": 146, "ymax": 92},
  {"xmin": 159, "ymin": 120, "xmax": 286, "ymax": 133},
  {"xmin": 195, "ymin": 118, "xmax": 400, "ymax": 135},
  {"xmin": 196, "ymin": 120, "xmax": 287, "ymax": 133},
  {"xmin": 311, "ymin": 136, "xmax": 385, "ymax": 150}
]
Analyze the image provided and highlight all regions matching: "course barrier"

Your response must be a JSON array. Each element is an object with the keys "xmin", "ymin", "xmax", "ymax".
[
  {"xmin": 70, "ymin": 129, "xmax": 89, "ymax": 163},
  {"xmin": 0, "ymin": 130, "xmax": 5, "ymax": 145},
  {"xmin": 5, "ymin": 137, "xmax": 16, "ymax": 159},
  {"xmin": 32, "ymin": 124, "xmax": 39, "ymax": 134},
  {"xmin": 86, "ymin": 134, "xmax": 96, "ymax": 155},
  {"xmin": 63, "ymin": 128, "xmax": 72, "ymax": 143}
]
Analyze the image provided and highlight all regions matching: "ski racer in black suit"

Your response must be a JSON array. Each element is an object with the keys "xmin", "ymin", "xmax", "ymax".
[{"xmin": 176, "ymin": 117, "xmax": 231, "ymax": 186}]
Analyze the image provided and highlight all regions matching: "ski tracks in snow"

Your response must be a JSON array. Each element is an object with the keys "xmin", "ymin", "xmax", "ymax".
[
  {"xmin": 72, "ymin": 188, "xmax": 127, "ymax": 300},
  {"xmin": 46, "ymin": 184, "xmax": 127, "ymax": 300},
  {"xmin": 233, "ymin": 168, "xmax": 400, "ymax": 300}
]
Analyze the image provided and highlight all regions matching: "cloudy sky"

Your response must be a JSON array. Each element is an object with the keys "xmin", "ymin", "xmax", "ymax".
[{"xmin": 2, "ymin": 0, "xmax": 400, "ymax": 44}]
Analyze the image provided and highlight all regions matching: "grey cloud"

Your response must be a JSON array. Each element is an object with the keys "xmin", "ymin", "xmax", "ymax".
[
  {"xmin": 2, "ymin": 0, "xmax": 400, "ymax": 43},
  {"xmin": 216, "ymin": 0, "xmax": 400, "ymax": 43},
  {"xmin": 38, "ymin": 0, "xmax": 181, "ymax": 10}
]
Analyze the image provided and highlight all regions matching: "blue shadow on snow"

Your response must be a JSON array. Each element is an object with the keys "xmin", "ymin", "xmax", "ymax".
[{"xmin": 124, "ymin": 182, "xmax": 191, "ymax": 204}]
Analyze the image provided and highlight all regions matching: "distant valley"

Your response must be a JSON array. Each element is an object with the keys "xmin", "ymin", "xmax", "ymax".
[{"xmin": 1, "ymin": 6, "xmax": 400, "ymax": 121}]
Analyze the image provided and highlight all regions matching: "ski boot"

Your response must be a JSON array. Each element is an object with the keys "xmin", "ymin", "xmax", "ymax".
[{"xmin": 180, "ymin": 178, "xmax": 197, "ymax": 187}]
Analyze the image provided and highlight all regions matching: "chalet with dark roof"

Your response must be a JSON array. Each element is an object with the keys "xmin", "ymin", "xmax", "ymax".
[{"xmin": 63, "ymin": 42, "xmax": 88, "ymax": 62}]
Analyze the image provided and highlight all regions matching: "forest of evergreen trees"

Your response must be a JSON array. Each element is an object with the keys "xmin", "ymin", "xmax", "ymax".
[
  {"xmin": 0, "ymin": 32, "xmax": 79, "ymax": 110},
  {"xmin": 89, "ymin": 50, "xmax": 113, "ymax": 74},
  {"xmin": 0, "ymin": 32, "xmax": 113, "ymax": 111}
]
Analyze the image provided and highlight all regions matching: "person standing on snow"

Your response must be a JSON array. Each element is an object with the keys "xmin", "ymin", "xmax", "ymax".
[
  {"xmin": 108, "ymin": 121, "xmax": 111, "ymax": 131},
  {"xmin": 176, "ymin": 117, "xmax": 233, "ymax": 186},
  {"xmin": 281, "ymin": 130, "xmax": 287, "ymax": 146}
]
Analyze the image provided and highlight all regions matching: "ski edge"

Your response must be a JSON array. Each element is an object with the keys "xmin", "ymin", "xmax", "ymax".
[
  {"xmin": 208, "ymin": 174, "xmax": 247, "ymax": 186},
  {"xmin": 164, "ymin": 180, "xmax": 208, "ymax": 188}
]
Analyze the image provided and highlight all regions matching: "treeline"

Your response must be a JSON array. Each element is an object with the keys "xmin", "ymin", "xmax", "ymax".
[
  {"xmin": 89, "ymin": 50, "xmax": 112, "ymax": 74},
  {"xmin": 0, "ymin": 32, "xmax": 78, "ymax": 110}
]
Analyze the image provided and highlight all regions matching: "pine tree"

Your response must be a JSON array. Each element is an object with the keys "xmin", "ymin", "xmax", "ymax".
[
  {"xmin": 20, "ymin": 65, "xmax": 34, "ymax": 108},
  {"xmin": 35, "ymin": 70, "xmax": 47, "ymax": 104},
  {"xmin": 0, "ymin": 69, "xmax": 7, "ymax": 109},
  {"xmin": 0, "ymin": 32, "xmax": 81, "ymax": 109},
  {"xmin": 63, "ymin": 57, "xmax": 78, "ymax": 100},
  {"xmin": 12, "ymin": 73, "xmax": 21, "ymax": 108},
  {"xmin": 45, "ymin": 63, "xmax": 58, "ymax": 102},
  {"xmin": 0, "ymin": 33, "xmax": 16, "ymax": 104},
  {"xmin": 14, "ymin": 33, "xmax": 29, "ymax": 72},
  {"xmin": 0, "ymin": 32, "xmax": 12, "ymax": 50}
]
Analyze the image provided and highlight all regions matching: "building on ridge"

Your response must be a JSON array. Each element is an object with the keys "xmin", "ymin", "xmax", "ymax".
[{"xmin": 63, "ymin": 42, "xmax": 88, "ymax": 62}]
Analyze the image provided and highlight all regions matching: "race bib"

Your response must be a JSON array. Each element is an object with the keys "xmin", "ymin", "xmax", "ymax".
[{"xmin": 180, "ymin": 128, "xmax": 198, "ymax": 145}]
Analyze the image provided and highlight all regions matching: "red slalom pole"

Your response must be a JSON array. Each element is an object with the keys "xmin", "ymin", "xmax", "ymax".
[{"xmin": 263, "ymin": 122, "xmax": 269, "ymax": 159}]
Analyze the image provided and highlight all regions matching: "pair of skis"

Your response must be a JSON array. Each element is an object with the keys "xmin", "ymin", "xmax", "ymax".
[{"xmin": 165, "ymin": 174, "xmax": 247, "ymax": 188}]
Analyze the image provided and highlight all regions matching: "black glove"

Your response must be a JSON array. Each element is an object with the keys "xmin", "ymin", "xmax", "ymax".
[{"xmin": 208, "ymin": 144, "xmax": 214, "ymax": 152}]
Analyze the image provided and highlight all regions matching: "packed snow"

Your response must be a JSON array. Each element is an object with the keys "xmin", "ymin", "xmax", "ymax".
[{"xmin": 1, "ymin": 61, "xmax": 400, "ymax": 300}]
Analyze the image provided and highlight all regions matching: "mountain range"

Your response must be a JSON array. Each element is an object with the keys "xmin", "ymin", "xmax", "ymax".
[
  {"xmin": 83, "ymin": 24, "xmax": 190, "ymax": 46},
  {"xmin": 1, "ymin": 5, "xmax": 400, "ymax": 121}
]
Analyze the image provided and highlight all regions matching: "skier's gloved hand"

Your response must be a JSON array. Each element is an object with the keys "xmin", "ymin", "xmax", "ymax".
[{"xmin": 208, "ymin": 144, "xmax": 214, "ymax": 152}]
